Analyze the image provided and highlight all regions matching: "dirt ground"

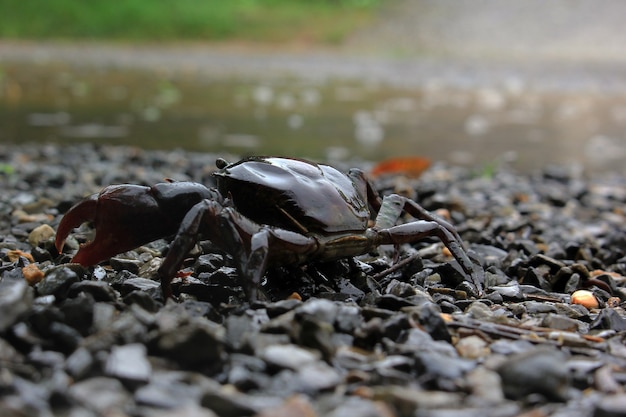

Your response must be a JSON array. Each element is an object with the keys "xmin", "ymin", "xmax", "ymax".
[{"xmin": 346, "ymin": 0, "xmax": 626, "ymax": 64}]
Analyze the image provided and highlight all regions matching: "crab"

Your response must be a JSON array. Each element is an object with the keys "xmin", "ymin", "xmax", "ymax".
[{"xmin": 55, "ymin": 156, "xmax": 482, "ymax": 300}]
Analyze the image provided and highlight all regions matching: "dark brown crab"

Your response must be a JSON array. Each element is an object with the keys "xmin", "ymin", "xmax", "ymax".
[{"xmin": 55, "ymin": 157, "xmax": 482, "ymax": 300}]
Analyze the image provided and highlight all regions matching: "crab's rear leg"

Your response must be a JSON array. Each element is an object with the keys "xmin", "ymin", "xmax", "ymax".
[{"xmin": 373, "ymin": 194, "xmax": 483, "ymax": 296}]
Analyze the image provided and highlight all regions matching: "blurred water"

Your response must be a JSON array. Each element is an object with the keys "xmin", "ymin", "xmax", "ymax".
[{"xmin": 2, "ymin": 60, "xmax": 626, "ymax": 174}]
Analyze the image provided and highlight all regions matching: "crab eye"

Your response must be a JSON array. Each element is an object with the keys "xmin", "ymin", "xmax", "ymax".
[{"xmin": 216, "ymin": 158, "xmax": 229, "ymax": 169}]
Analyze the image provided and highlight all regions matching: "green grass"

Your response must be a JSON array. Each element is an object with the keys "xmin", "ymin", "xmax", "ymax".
[{"xmin": 0, "ymin": 0, "xmax": 380, "ymax": 43}]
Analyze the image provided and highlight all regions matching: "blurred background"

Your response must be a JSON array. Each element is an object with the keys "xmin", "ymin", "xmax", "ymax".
[{"xmin": 1, "ymin": 0, "xmax": 626, "ymax": 173}]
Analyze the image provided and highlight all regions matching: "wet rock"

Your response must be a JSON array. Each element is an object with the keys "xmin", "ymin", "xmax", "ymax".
[
  {"xmin": 334, "ymin": 304, "xmax": 363, "ymax": 334},
  {"xmin": 489, "ymin": 282, "xmax": 524, "ymax": 301},
  {"xmin": 194, "ymin": 253, "xmax": 225, "ymax": 274},
  {"xmin": 226, "ymin": 353, "xmax": 270, "ymax": 391},
  {"xmin": 373, "ymin": 386, "xmax": 463, "ymax": 414},
  {"xmin": 67, "ymin": 279, "xmax": 118, "ymax": 302},
  {"xmin": 154, "ymin": 314, "xmax": 225, "ymax": 369},
  {"xmin": 135, "ymin": 371, "xmax": 219, "ymax": 410},
  {"xmin": 294, "ymin": 361, "xmax": 341, "ymax": 393},
  {"xmin": 254, "ymin": 395, "xmax": 317, "ymax": 417},
  {"xmin": 68, "ymin": 376, "xmax": 132, "ymax": 414},
  {"xmin": 322, "ymin": 395, "xmax": 395, "ymax": 417},
  {"xmin": 259, "ymin": 344, "xmax": 320, "ymax": 370},
  {"xmin": 542, "ymin": 313, "xmax": 587, "ymax": 332},
  {"xmin": 594, "ymin": 394, "xmax": 626, "ymax": 417},
  {"xmin": 225, "ymin": 309, "xmax": 268, "ymax": 351},
  {"xmin": 404, "ymin": 301, "xmax": 451, "ymax": 342},
  {"xmin": 147, "ymin": 404, "xmax": 220, "ymax": 417},
  {"xmin": 65, "ymin": 347, "xmax": 95, "ymax": 380},
  {"xmin": 591, "ymin": 308, "xmax": 626, "ymax": 331},
  {"xmin": 120, "ymin": 276, "xmax": 160, "ymax": 293},
  {"xmin": 0, "ymin": 278, "xmax": 34, "ymax": 332},
  {"xmin": 415, "ymin": 351, "xmax": 476, "ymax": 390},
  {"xmin": 201, "ymin": 389, "xmax": 282, "ymax": 417},
  {"xmin": 497, "ymin": 347, "xmax": 571, "ymax": 401},
  {"xmin": 105, "ymin": 343, "xmax": 152, "ymax": 385},
  {"xmin": 110, "ymin": 256, "xmax": 142, "ymax": 274},
  {"xmin": 37, "ymin": 266, "xmax": 80, "ymax": 298}
]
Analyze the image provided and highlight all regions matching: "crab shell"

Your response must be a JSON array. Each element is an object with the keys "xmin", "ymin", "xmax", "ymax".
[{"xmin": 214, "ymin": 157, "xmax": 371, "ymax": 234}]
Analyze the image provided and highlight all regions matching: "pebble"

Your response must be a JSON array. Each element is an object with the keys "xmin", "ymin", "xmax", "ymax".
[
  {"xmin": 497, "ymin": 348, "xmax": 571, "ymax": 401},
  {"xmin": 68, "ymin": 376, "xmax": 132, "ymax": 414},
  {"xmin": 27, "ymin": 224, "xmax": 55, "ymax": 247},
  {"xmin": 0, "ymin": 279, "xmax": 33, "ymax": 332},
  {"xmin": 36, "ymin": 266, "xmax": 79, "ymax": 298},
  {"xmin": 1, "ymin": 144, "xmax": 626, "ymax": 416},
  {"xmin": 105, "ymin": 343, "xmax": 152, "ymax": 384},
  {"xmin": 260, "ymin": 344, "xmax": 321, "ymax": 370}
]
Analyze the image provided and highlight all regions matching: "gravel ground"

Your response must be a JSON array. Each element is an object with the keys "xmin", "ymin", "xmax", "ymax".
[{"xmin": 1, "ymin": 143, "xmax": 626, "ymax": 416}]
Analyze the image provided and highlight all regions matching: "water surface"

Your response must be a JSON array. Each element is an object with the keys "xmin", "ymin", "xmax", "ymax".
[{"xmin": 2, "ymin": 60, "xmax": 625, "ymax": 174}]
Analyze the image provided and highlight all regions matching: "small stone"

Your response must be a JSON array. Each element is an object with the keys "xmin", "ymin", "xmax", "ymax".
[
  {"xmin": 373, "ymin": 386, "xmax": 463, "ymax": 414},
  {"xmin": 489, "ymin": 283, "xmax": 523, "ymax": 301},
  {"xmin": 324, "ymin": 395, "xmax": 396, "ymax": 417},
  {"xmin": 497, "ymin": 347, "xmax": 571, "ymax": 401},
  {"xmin": 254, "ymin": 395, "xmax": 317, "ymax": 417},
  {"xmin": 465, "ymin": 301, "xmax": 494, "ymax": 320},
  {"xmin": 466, "ymin": 367, "xmax": 504, "ymax": 404},
  {"xmin": 109, "ymin": 256, "xmax": 142, "ymax": 274},
  {"xmin": 260, "ymin": 344, "xmax": 320, "ymax": 370},
  {"xmin": 405, "ymin": 301, "xmax": 451, "ymax": 342},
  {"xmin": 37, "ymin": 266, "xmax": 79, "ymax": 298},
  {"xmin": 0, "ymin": 279, "xmax": 34, "ymax": 332},
  {"xmin": 296, "ymin": 362, "xmax": 341, "ymax": 393},
  {"xmin": 594, "ymin": 394, "xmax": 626, "ymax": 417},
  {"xmin": 155, "ymin": 315, "xmax": 225, "ymax": 368},
  {"xmin": 201, "ymin": 389, "xmax": 282, "ymax": 416},
  {"xmin": 542, "ymin": 313, "xmax": 585, "ymax": 332},
  {"xmin": 456, "ymin": 335, "xmax": 490, "ymax": 359},
  {"xmin": 69, "ymin": 377, "xmax": 132, "ymax": 414},
  {"xmin": 414, "ymin": 350, "xmax": 476, "ymax": 384},
  {"xmin": 137, "ymin": 370, "xmax": 220, "ymax": 410},
  {"xmin": 68, "ymin": 280, "xmax": 118, "ymax": 302},
  {"xmin": 147, "ymin": 404, "xmax": 219, "ymax": 417},
  {"xmin": 65, "ymin": 347, "xmax": 94, "ymax": 380},
  {"xmin": 22, "ymin": 263, "xmax": 44, "ymax": 285},
  {"xmin": 105, "ymin": 343, "xmax": 152, "ymax": 384},
  {"xmin": 194, "ymin": 253, "xmax": 225, "ymax": 274},
  {"xmin": 28, "ymin": 224, "xmax": 55, "ymax": 247},
  {"xmin": 296, "ymin": 298, "xmax": 339, "ymax": 324},
  {"xmin": 591, "ymin": 309, "xmax": 626, "ymax": 332}
]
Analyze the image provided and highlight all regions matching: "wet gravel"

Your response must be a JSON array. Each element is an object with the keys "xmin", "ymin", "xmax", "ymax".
[{"xmin": 1, "ymin": 143, "xmax": 626, "ymax": 417}]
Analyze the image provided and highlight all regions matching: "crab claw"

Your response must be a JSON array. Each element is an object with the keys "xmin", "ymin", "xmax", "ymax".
[{"xmin": 55, "ymin": 184, "xmax": 185, "ymax": 266}]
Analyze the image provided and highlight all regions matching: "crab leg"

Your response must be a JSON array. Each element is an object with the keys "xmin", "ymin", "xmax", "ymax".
[
  {"xmin": 373, "ymin": 194, "xmax": 483, "ymax": 296},
  {"xmin": 158, "ymin": 199, "xmax": 319, "ymax": 301}
]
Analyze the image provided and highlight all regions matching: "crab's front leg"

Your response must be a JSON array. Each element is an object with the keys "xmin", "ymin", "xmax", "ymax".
[
  {"xmin": 160, "ymin": 201, "xmax": 319, "ymax": 301},
  {"xmin": 372, "ymin": 194, "xmax": 483, "ymax": 296},
  {"xmin": 216, "ymin": 210, "xmax": 319, "ymax": 301},
  {"xmin": 157, "ymin": 199, "xmax": 225, "ymax": 299}
]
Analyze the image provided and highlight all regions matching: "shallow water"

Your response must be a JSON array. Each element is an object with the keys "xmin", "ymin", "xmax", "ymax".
[{"xmin": 2, "ymin": 61, "xmax": 626, "ymax": 174}]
